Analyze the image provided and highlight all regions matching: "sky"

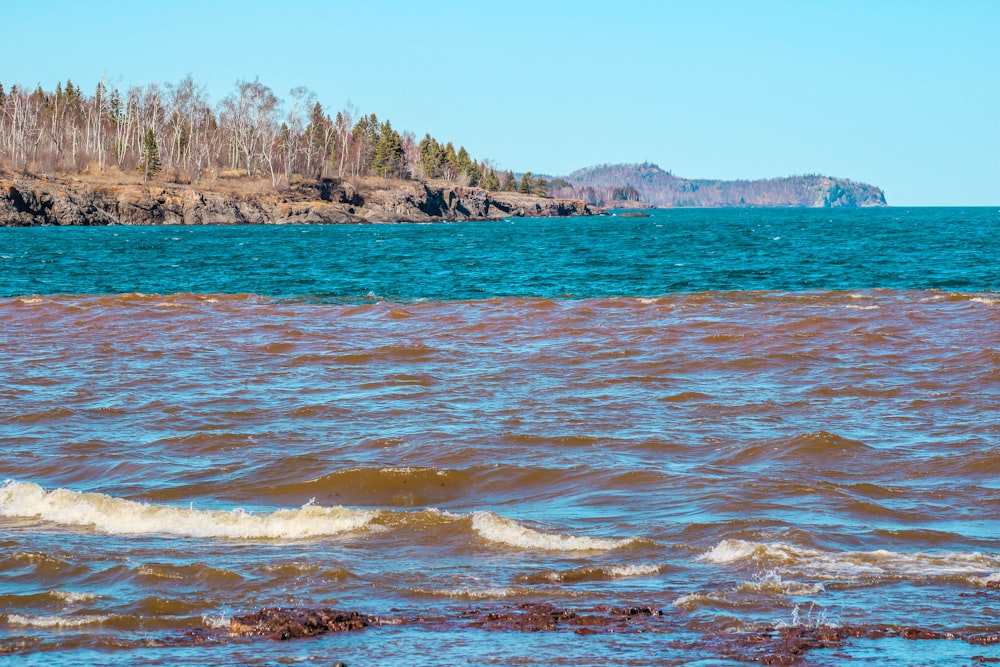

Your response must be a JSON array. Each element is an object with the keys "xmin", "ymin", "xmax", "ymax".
[{"xmin": 2, "ymin": 0, "xmax": 997, "ymax": 205}]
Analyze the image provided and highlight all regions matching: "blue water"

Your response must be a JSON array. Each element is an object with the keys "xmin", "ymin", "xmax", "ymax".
[
  {"xmin": 2, "ymin": 207, "xmax": 999, "ymax": 666},
  {"xmin": 2, "ymin": 208, "xmax": 997, "ymax": 298}
]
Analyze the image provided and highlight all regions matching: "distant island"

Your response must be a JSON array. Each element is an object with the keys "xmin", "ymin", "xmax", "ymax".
[
  {"xmin": 0, "ymin": 77, "xmax": 885, "ymax": 227},
  {"xmin": 548, "ymin": 163, "xmax": 887, "ymax": 208}
]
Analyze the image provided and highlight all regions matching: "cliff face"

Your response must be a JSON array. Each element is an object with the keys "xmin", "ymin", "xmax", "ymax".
[
  {"xmin": 552, "ymin": 163, "xmax": 888, "ymax": 208},
  {"xmin": 0, "ymin": 175, "xmax": 603, "ymax": 227}
]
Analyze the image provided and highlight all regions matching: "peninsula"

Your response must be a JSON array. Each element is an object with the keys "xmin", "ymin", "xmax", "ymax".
[
  {"xmin": 0, "ymin": 76, "xmax": 598, "ymax": 226},
  {"xmin": 0, "ymin": 77, "xmax": 886, "ymax": 226}
]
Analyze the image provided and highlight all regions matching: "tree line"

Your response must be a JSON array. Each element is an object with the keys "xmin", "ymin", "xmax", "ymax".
[{"xmin": 0, "ymin": 75, "xmax": 543, "ymax": 193}]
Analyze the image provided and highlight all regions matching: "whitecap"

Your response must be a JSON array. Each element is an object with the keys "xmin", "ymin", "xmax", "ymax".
[
  {"xmin": 201, "ymin": 612, "xmax": 229, "ymax": 629},
  {"xmin": 409, "ymin": 586, "xmax": 523, "ymax": 599},
  {"xmin": 6, "ymin": 613, "xmax": 112, "ymax": 628},
  {"xmin": 603, "ymin": 564, "xmax": 662, "ymax": 578},
  {"xmin": 471, "ymin": 511, "xmax": 635, "ymax": 552},
  {"xmin": 702, "ymin": 539, "xmax": 1000, "ymax": 581},
  {"xmin": 0, "ymin": 480, "xmax": 376, "ymax": 540},
  {"xmin": 49, "ymin": 591, "xmax": 98, "ymax": 604}
]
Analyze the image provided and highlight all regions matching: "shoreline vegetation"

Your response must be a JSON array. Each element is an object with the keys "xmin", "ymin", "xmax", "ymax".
[
  {"xmin": 0, "ymin": 76, "xmax": 885, "ymax": 226},
  {"xmin": 0, "ymin": 75, "xmax": 599, "ymax": 225}
]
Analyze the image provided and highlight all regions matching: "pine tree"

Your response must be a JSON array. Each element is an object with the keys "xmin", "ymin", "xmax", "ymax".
[
  {"xmin": 482, "ymin": 169, "xmax": 500, "ymax": 191},
  {"xmin": 533, "ymin": 176, "xmax": 549, "ymax": 197},
  {"xmin": 518, "ymin": 172, "xmax": 533, "ymax": 194},
  {"xmin": 502, "ymin": 170, "xmax": 517, "ymax": 191},
  {"xmin": 139, "ymin": 128, "xmax": 161, "ymax": 182},
  {"xmin": 371, "ymin": 120, "xmax": 403, "ymax": 178},
  {"xmin": 418, "ymin": 134, "xmax": 443, "ymax": 178}
]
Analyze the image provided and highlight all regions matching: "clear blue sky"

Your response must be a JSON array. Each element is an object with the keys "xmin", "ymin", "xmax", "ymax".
[{"xmin": 2, "ymin": 0, "xmax": 997, "ymax": 205}]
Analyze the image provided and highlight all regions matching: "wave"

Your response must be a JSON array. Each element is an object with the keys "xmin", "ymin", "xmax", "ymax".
[
  {"xmin": 0, "ymin": 481, "xmax": 376, "ymax": 539},
  {"xmin": 404, "ymin": 586, "xmax": 533, "ymax": 600},
  {"xmin": 711, "ymin": 431, "xmax": 877, "ymax": 471},
  {"xmin": 701, "ymin": 539, "xmax": 1000, "ymax": 582},
  {"xmin": 470, "ymin": 511, "xmax": 637, "ymax": 552},
  {"xmin": 3, "ymin": 288, "xmax": 998, "ymax": 310},
  {"xmin": 5, "ymin": 613, "xmax": 115, "ymax": 628},
  {"xmin": 0, "ymin": 481, "xmax": 635, "ymax": 552},
  {"xmin": 519, "ymin": 564, "xmax": 662, "ymax": 584}
]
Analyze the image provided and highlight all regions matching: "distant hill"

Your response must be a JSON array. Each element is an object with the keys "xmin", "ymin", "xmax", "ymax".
[{"xmin": 548, "ymin": 163, "xmax": 887, "ymax": 208}]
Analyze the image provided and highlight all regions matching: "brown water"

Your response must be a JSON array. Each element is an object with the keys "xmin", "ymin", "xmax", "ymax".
[{"xmin": 2, "ymin": 289, "xmax": 998, "ymax": 664}]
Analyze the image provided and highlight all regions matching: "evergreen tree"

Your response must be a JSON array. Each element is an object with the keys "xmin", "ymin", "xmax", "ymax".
[
  {"xmin": 371, "ymin": 120, "xmax": 403, "ymax": 178},
  {"xmin": 533, "ymin": 176, "xmax": 549, "ymax": 197},
  {"xmin": 502, "ymin": 170, "xmax": 517, "ymax": 191},
  {"xmin": 418, "ymin": 134, "xmax": 444, "ymax": 178},
  {"xmin": 139, "ymin": 128, "xmax": 161, "ymax": 182},
  {"xmin": 518, "ymin": 172, "xmax": 533, "ymax": 194},
  {"xmin": 482, "ymin": 169, "xmax": 500, "ymax": 191},
  {"xmin": 441, "ymin": 142, "xmax": 459, "ymax": 180}
]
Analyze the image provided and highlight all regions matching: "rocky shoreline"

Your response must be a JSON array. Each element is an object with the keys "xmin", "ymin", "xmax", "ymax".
[
  {"xmin": 0, "ymin": 174, "xmax": 604, "ymax": 227},
  {"xmin": 190, "ymin": 602, "xmax": 1000, "ymax": 664}
]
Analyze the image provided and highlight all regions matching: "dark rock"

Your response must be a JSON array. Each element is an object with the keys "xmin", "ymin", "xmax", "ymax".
[
  {"xmin": 0, "ymin": 175, "xmax": 606, "ymax": 227},
  {"xmin": 229, "ymin": 607, "xmax": 373, "ymax": 640}
]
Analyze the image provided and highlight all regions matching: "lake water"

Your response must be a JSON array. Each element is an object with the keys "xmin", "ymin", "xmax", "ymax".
[{"xmin": 1, "ymin": 208, "xmax": 998, "ymax": 665}]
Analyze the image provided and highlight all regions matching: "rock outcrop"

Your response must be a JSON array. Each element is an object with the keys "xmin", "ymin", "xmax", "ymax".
[{"xmin": 0, "ymin": 174, "xmax": 604, "ymax": 227}]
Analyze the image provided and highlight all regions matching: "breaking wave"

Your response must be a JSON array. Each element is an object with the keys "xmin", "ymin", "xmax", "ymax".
[
  {"xmin": 701, "ymin": 539, "xmax": 1000, "ymax": 582},
  {"xmin": 0, "ymin": 481, "xmax": 376, "ymax": 539}
]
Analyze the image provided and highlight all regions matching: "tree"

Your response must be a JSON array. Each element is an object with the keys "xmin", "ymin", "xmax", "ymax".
[
  {"xmin": 518, "ymin": 172, "xmax": 533, "ymax": 194},
  {"xmin": 303, "ymin": 100, "xmax": 333, "ymax": 178},
  {"xmin": 533, "ymin": 176, "xmax": 549, "ymax": 197},
  {"xmin": 418, "ymin": 133, "xmax": 443, "ymax": 178},
  {"xmin": 220, "ymin": 78, "xmax": 279, "ymax": 176},
  {"xmin": 371, "ymin": 119, "xmax": 403, "ymax": 178},
  {"xmin": 482, "ymin": 168, "xmax": 500, "ymax": 191},
  {"xmin": 139, "ymin": 128, "xmax": 160, "ymax": 182},
  {"xmin": 0, "ymin": 75, "xmax": 529, "ymax": 194},
  {"xmin": 501, "ymin": 170, "xmax": 517, "ymax": 191},
  {"xmin": 351, "ymin": 112, "xmax": 380, "ymax": 176}
]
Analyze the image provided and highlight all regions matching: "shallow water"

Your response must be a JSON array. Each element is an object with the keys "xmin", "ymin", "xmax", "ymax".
[{"xmin": 1, "ymin": 208, "xmax": 998, "ymax": 664}]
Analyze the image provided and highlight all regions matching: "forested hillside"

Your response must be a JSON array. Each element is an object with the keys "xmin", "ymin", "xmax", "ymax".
[
  {"xmin": 0, "ymin": 76, "xmax": 524, "ymax": 192},
  {"xmin": 550, "ymin": 163, "xmax": 887, "ymax": 208}
]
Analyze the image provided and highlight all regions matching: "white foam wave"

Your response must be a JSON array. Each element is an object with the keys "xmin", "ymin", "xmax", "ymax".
[
  {"xmin": 672, "ymin": 591, "xmax": 727, "ymax": 609},
  {"xmin": 541, "ymin": 564, "xmax": 661, "ymax": 582},
  {"xmin": 0, "ymin": 481, "xmax": 377, "ymax": 539},
  {"xmin": 973, "ymin": 572, "xmax": 1000, "ymax": 588},
  {"xmin": 411, "ymin": 586, "xmax": 523, "ymax": 599},
  {"xmin": 49, "ymin": 591, "xmax": 98, "ymax": 604},
  {"xmin": 971, "ymin": 297, "xmax": 998, "ymax": 305},
  {"xmin": 201, "ymin": 613, "xmax": 229, "ymax": 629},
  {"xmin": 739, "ymin": 571, "xmax": 825, "ymax": 596},
  {"xmin": 702, "ymin": 539, "xmax": 1000, "ymax": 581},
  {"xmin": 843, "ymin": 305, "xmax": 880, "ymax": 310},
  {"xmin": 471, "ymin": 511, "xmax": 635, "ymax": 552},
  {"xmin": 6, "ymin": 613, "xmax": 113, "ymax": 628},
  {"xmin": 604, "ymin": 564, "xmax": 661, "ymax": 578},
  {"xmin": 673, "ymin": 572, "xmax": 822, "ymax": 610}
]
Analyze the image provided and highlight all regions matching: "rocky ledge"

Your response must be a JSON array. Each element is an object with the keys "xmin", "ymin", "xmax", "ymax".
[
  {"xmin": 0, "ymin": 174, "xmax": 604, "ymax": 227},
  {"xmin": 211, "ymin": 602, "xmax": 1000, "ymax": 664}
]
